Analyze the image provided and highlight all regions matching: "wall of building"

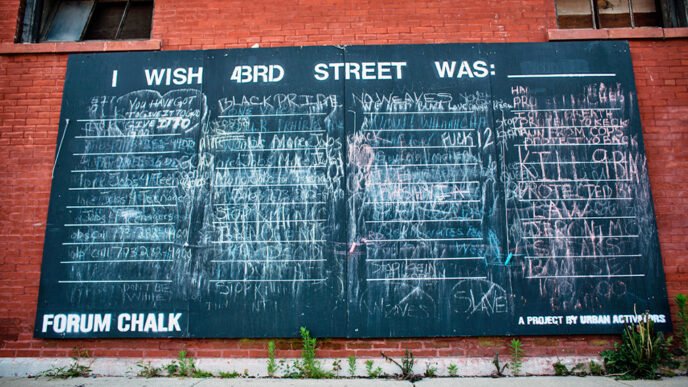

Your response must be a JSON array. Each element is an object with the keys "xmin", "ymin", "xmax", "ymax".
[{"xmin": 0, "ymin": 0, "xmax": 686, "ymax": 362}]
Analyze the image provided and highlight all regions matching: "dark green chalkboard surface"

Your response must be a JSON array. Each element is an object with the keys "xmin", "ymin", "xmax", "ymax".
[{"xmin": 35, "ymin": 42, "xmax": 671, "ymax": 338}]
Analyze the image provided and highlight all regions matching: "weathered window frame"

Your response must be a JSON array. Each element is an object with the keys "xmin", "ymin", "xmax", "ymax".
[
  {"xmin": 17, "ymin": 0, "xmax": 154, "ymax": 43},
  {"xmin": 555, "ymin": 0, "xmax": 688, "ymax": 29}
]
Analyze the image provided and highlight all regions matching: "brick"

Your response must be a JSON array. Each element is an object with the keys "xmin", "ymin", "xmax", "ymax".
[
  {"xmin": 664, "ymin": 27, "xmax": 688, "ymax": 39},
  {"xmin": 0, "ymin": 0, "xmax": 686, "ymax": 362},
  {"xmin": 609, "ymin": 27, "xmax": 664, "ymax": 39},
  {"xmin": 548, "ymin": 28, "xmax": 608, "ymax": 41}
]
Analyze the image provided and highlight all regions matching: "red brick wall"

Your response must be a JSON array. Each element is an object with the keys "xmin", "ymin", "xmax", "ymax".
[
  {"xmin": 0, "ymin": 0, "xmax": 20, "ymax": 43},
  {"xmin": 0, "ymin": 0, "xmax": 686, "ymax": 359}
]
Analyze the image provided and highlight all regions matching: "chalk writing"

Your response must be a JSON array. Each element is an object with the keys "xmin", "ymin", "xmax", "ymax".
[{"xmin": 36, "ymin": 43, "xmax": 670, "ymax": 338}]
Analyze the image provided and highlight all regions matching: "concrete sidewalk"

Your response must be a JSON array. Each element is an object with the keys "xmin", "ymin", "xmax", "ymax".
[{"xmin": 1, "ymin": 377, "xmax": 687, "ymax": 386}]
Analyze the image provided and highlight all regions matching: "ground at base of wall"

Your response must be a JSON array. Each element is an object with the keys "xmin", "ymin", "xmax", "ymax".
[
  {"xmin": 0, "ymin": 356, "xmax": 611, "ymax": 378},
  {"xmin": 1, "ymin": 376, "xmax": 688, "ymax": 387},
  {"xmin": 0, "ymin": 355, "xmax": 688, "ymax": 378}
]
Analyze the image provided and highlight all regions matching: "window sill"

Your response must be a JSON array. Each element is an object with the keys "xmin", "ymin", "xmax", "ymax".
[
  {"xmin": 0, "ymin": 39, "xmax": 161, "ymax": 55},
  {"xmin": 548, "ymin": 27, "xmax": 688, "ymax": 41}
]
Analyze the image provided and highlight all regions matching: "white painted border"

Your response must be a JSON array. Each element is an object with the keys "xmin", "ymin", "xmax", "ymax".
[{"xmin": 0, "ymin": 356, "xmax": 602, "ymax": 377}]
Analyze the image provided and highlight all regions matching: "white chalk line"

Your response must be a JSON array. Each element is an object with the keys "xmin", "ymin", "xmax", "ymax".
[
  {"xmin": 213, "ymin": 202, "xmax": 325, "ymax": 207},
  {"xmin": 366, "ymin": 238, "xmax": 482, "ymax": 243},
  {"xmin": 68, "ymin": 186, "xmax": 175, "ymax": 191},
  {"xmin": 514, "ymin": 143, "xmax": 627, "ymax": 147},
  {"xmin": 518, "ymin": 197, "xmax": 632, "ymax": 202},
  {"xmin": 66, "ymin": 204, "xmax": 175, "ymax": 209},
  {"xmin": 60, "ymin": 259, "xmax": 173, "ymax": 264},
  {"xmin": 214, "ymin": 183, "xmax": 325, "ymax": 188},
  {"xmin": 212, "ymin": 240, "xmax": 326, "ymax": 244},
  {"xmin": 211, "ymin": 259, "xmax": 325, "ymax": 263},
  {"xmin": 366, "ymin": 276, "xmax": 487, "ymax": 282},
  {"xmin": 519, "ymin": 161, "xmax": 628, "ymax": 165},
  {"xmin": 512, "ymin": 108, "xmax": 621, "ymax": 112},
  {"xmin": 63, "ymin": 241, "xmax": 174, "ymax": 245},
  {"xmin": 226, "ymin": 147, "xmax": 326, "ymax": 152},
  {"xmin": 525, "ymin": 254, "xmax": 642, "ymax": 259},
  {"xmin": 513, "ymin": 125, "xmax": 624, "ymax": 129},
  {"xmin": 215, "ymin": 129, "xmax": 325, "ymax": 135},
  {"xmin": 52, "ymin": 119, "xmax": 70, "ymax": 178},
  {"xmin": 521, "ymin": 216, "xmax": 636, "ymax": 221},
  {"xmin": 517, "ymin": 178, "xmax": 631, "ymax": 183},
  {"xmin": 75, "ymin": 133, "xmax": 181, "ymax": 138},
  {"xmin": 363, "ymin": 128, "xmax": 476, "ymax": 132},
  {"xmin": 213, "ymin": 219, "xmax": 326, "ymax": 224},
  {"xmin": 371, "ymin": 163, "xmax": 478, "ymax": 168},
  {"xmin": 71, "ymin": 168, "xmax": 176, "ymax": 173},
  {"xmin": 371, "ymin": 145, "xmax": 476, "ymax": 149},
  {"xmin": 59, "ymin": 280, "xmax": 172, "ymax": 283},
  {"xmin": 73, "ymin": 151, "xmax": 181, "ymax": 156},
  {"xmin": 507, "ymin": 73, "xmax": 616, "ymax": 78},
  {"xmin": 366, "ymin": 199, "xmax": 479, "ymax": 205},
  {"xmin": 365, "ymin": 219, "xmax": 481, "ymax": 223},
  {"xmin": 209, "ymin": 279, "xmax": 326, "ymax": 283},
  {"xmin": 218, "ymin": 113, "xmax": 326, "ymax": 118},
  {"xmin": 216, "ymin": 165, "xmax": 325, "ymax": 170},
  {"xmin": 364, "ymin": 111, "xmax": 474, "ymax": 115},
  {"xmin": 77, "ymin": 117, "xmax": 188, "ymax": 122},
  {"xmin": 523, "ymin": 235, "xmax": 638, "ymax": 239},
  {"xmin": 527, "ymin": 274, "xmax": 644, "ymax": 279},
  {"xmin": 217, "ymin": 113, "xmax": 327, "ymax": 118},
  {"xmin": 367, "ymin": 257, "xmax": 483, "ymax": 262},
  {"xmin": 370, "ymin": 180, "xmax": 479, "ymax": 186},
  {"xmin": 64, "ymin": 222, "xmax": 173, "ymax": 227}
]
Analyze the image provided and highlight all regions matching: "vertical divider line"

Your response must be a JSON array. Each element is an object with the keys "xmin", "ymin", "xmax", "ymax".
[{"xmin": 341, "ymin": 45, "xmax": 351, "ymax": 338}]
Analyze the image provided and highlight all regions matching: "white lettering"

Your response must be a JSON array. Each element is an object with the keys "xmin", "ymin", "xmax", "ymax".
[
  {"xmin": 53, "ymin": 314, "xmax": 66, "ymax": 333},
  {"xmin": 42, "ymin": 314, "xmax": 54, "ymax": 333},
  {"xmin": 434, "ymin": 61, "xmax": 456, "ymax": 78},
  {"xmin": 144, "ymin": 69, "xmax": 166, "ymax": 86},
  {"xmin": 314, "ymin": 63, "xmax": 329, "ymax": 80},
  {"xmin": 144, "ymin": 314, "xmax": 157, "ymax": 332},
  {"xmin": 187, "ymin": 66, "xmax": 203, "ymax": 84},
  {"xmin": 168, "ymin": 313, "xmax": 182, "ymax": 332},
  {"xmin": 118, "ymin": 313, "xmax": 130, "ymax": 332}
]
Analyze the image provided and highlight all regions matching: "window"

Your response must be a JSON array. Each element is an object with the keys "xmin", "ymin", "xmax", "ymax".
[
  {"xmin": 18, "ymin": 0, "xmax": 153, "ymax": 43},
  {"xmin": 556, "ymin": 0, "xmax": 688, "ymax": 29}
]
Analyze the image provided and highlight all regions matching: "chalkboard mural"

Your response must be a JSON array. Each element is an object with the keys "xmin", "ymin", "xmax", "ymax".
[
  {"xmin": 35, "ymin": 42, "xmax": 671, "ymax": 338},
  {"xmin": 196, "ymin": 47, "xmax": 347, "ymax": 337},
  {"xmin": 344, "ymin": 44, "xmax": 507, "ymax": 337}
]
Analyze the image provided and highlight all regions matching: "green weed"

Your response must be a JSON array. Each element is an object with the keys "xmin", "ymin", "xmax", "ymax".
[
  {"xmin": 218, "ymin": 370, "xmax": 240, "ymax": 378},
  {"xmin": 553, "ymin": 360, "xmax": 604, "ymax": 377},
  {"xmin": 164, "ymin": 350, "xmax": 212, "ymax": 378},
  {"xmin": 509, "ymin": 339, "xmax": 524, "ymax": 376},
  {"xmin": 348, "ymin": 355, "xmax": 357, "ymax": 377},
  {"xmin": 424, "ymin": 362, "xmax": 438, "ymax": 377},
  {"xmin": 134, "ymin": 361, "xmax": 162, "ymax": 378},
  {"xmin": 280, "ymin": 327, "xmax": 334, "ymax": 378},
  {"xmin": 589, "ymin": 360, "xmax": 604, "ymax": 376},
  {"xmin": 675, "ymin": 294, "xmax": 688, "ymax": 370},
  {"xmin": 38, "ymin": 346, "xmax": 92, "ymax": 379},
  {"xmin": 381, "ymin": 348, "xmax": 417, "ymax": 381},
  {"xmin": 553, "ymin": 360, "xmax": 586, "ymax": 376},
  {"xmin": 267, "ymin": 341, "xmax": 277, "ymax": 377},
  {"xmin": 601, "ymin": 312, "xmax": 673, "ymax": 380},
  {"xmin": 331, "ymin": 359, "xmax": 342, "ymax": 376},
  {"xmin": 365, "ymin": 359, "xmax": 383, "ymax": 378},
  {"xmin": 492, "ymin": 350, "xmax": 508, "ymax": 377}
]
